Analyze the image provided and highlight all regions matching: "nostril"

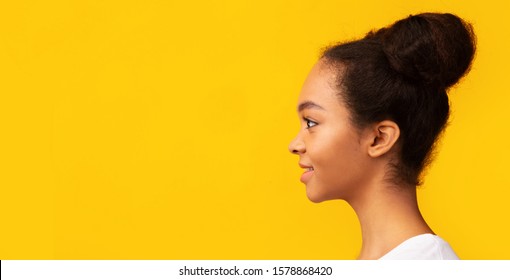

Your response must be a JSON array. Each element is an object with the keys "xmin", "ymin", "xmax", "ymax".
[{"xmin": 288, "ymin": 137, "xmax": 304, "ymax": 154}]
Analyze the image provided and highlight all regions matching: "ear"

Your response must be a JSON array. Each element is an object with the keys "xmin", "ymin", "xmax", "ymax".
[{"xmin": 366, "ymin": 120, "xmax": 400, "ymax": 158}]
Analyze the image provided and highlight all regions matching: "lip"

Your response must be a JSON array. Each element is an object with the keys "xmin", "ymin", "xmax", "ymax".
[
  {"xmin": 299, "ymin": 163, "xmax": 313, "ymax": 169},
  {"xmin": 299, "ymin": 163, "xmax": 314, "ymax": 183}
]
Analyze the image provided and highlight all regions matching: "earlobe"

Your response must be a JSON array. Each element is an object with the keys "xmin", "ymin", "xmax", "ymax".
[{"xmin": 367, "ymin": 121, "xmax": 400, "ymax": 158}]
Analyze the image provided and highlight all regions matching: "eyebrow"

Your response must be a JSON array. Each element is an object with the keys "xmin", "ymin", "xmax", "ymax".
[{"xmin": 297, "ymin": 101, "xmax": 325, "ymax": 112}]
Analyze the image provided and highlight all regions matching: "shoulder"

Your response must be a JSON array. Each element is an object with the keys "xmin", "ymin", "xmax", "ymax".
[{"xmin": 379, "ymin": 234, "xmax": 459, "ymax": 260}]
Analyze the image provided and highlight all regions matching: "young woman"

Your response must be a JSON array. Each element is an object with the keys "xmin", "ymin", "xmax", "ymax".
[{"xmin": 288, "ymin": 13, "xmax": 475, "ymax": 260}]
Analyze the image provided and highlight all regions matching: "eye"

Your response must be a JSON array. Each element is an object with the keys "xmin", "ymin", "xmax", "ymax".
[{"xmin": 304, "ymin": 118, "xmax": 318, "ymax": 129}]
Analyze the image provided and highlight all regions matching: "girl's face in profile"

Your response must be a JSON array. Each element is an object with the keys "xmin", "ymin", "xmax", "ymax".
[{"xmin": 289, "ymin": 61, "xmax": 372, "ymax": 202}]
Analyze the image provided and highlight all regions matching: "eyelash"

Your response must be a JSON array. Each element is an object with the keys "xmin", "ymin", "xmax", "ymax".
[{"xmin": 303, "ymin": 117, "xmax": 318, "ymax": 129}]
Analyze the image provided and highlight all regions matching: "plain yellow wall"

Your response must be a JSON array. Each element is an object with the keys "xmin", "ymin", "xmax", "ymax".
[{"xmin": 0, "ymin": 0, "xmax": 509, "ymax": 259}]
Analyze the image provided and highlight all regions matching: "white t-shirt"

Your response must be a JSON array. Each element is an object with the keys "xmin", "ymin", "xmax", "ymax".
[{"xmin": 379, "ymin": 234, "xmax": 459, "ymax": 260}]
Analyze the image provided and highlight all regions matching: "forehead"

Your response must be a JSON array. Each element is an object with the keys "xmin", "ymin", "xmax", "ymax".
[{"xmin": 298, "ymin": 61, "xmax": 342, "ymax": 106}]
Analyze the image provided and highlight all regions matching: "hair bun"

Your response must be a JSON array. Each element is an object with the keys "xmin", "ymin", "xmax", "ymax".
[{"xmin": 371, "ymin": 13, "xmax": 476, "ymax": 89}]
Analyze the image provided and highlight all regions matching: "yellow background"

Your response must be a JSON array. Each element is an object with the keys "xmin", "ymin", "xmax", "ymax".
[{"xmin": 1, "ymin": 0, "xmax": 508, "ymax": 259}]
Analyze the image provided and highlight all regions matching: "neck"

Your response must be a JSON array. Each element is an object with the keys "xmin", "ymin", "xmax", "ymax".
[{"xmin": 348, "ymin": 181, "xmax": 433, "ymax": 260}]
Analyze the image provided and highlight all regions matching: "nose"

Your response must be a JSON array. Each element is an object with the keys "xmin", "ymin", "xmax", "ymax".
[{"xmin": 288, "ymin": 133, "xmax": 305, "ymax": 155}]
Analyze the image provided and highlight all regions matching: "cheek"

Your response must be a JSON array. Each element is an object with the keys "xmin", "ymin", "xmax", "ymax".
[
  {"xmin": 311, "ymin": 133, "xmax": 362, "ymax": 184},
  {"xmin": 311, "ymin": 129, "xmax": 356, "ymax": 162}
]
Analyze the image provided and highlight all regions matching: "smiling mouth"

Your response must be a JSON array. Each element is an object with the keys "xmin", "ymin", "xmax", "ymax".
[{"xmin": 300, "ymin": 166, "xmax": 314, "ymax": 183}]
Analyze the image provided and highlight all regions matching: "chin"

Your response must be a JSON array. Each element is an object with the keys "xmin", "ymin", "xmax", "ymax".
[
  {"xmin": 305, "ymin": 182, "xmax": 345, "ymax": 203},
  {"xmin": 305, "ymin": 186, "xmax": 329, "ymax": 203}
]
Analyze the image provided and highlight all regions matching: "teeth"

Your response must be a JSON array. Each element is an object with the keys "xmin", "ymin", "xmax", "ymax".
[{"xmin": 307, "ymin": 167, "xmax": 314, "ymax": 171}]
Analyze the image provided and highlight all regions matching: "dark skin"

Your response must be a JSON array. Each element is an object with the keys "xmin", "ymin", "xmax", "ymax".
[{"xmin": 289, "ymin": 60, "xmax": 434, "ymax": 259}]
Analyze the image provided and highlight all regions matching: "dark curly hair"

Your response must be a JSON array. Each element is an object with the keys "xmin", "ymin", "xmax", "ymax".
[{"xmin": 321, "ymin": 13, "xmax": 476, "ymax": 186}]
